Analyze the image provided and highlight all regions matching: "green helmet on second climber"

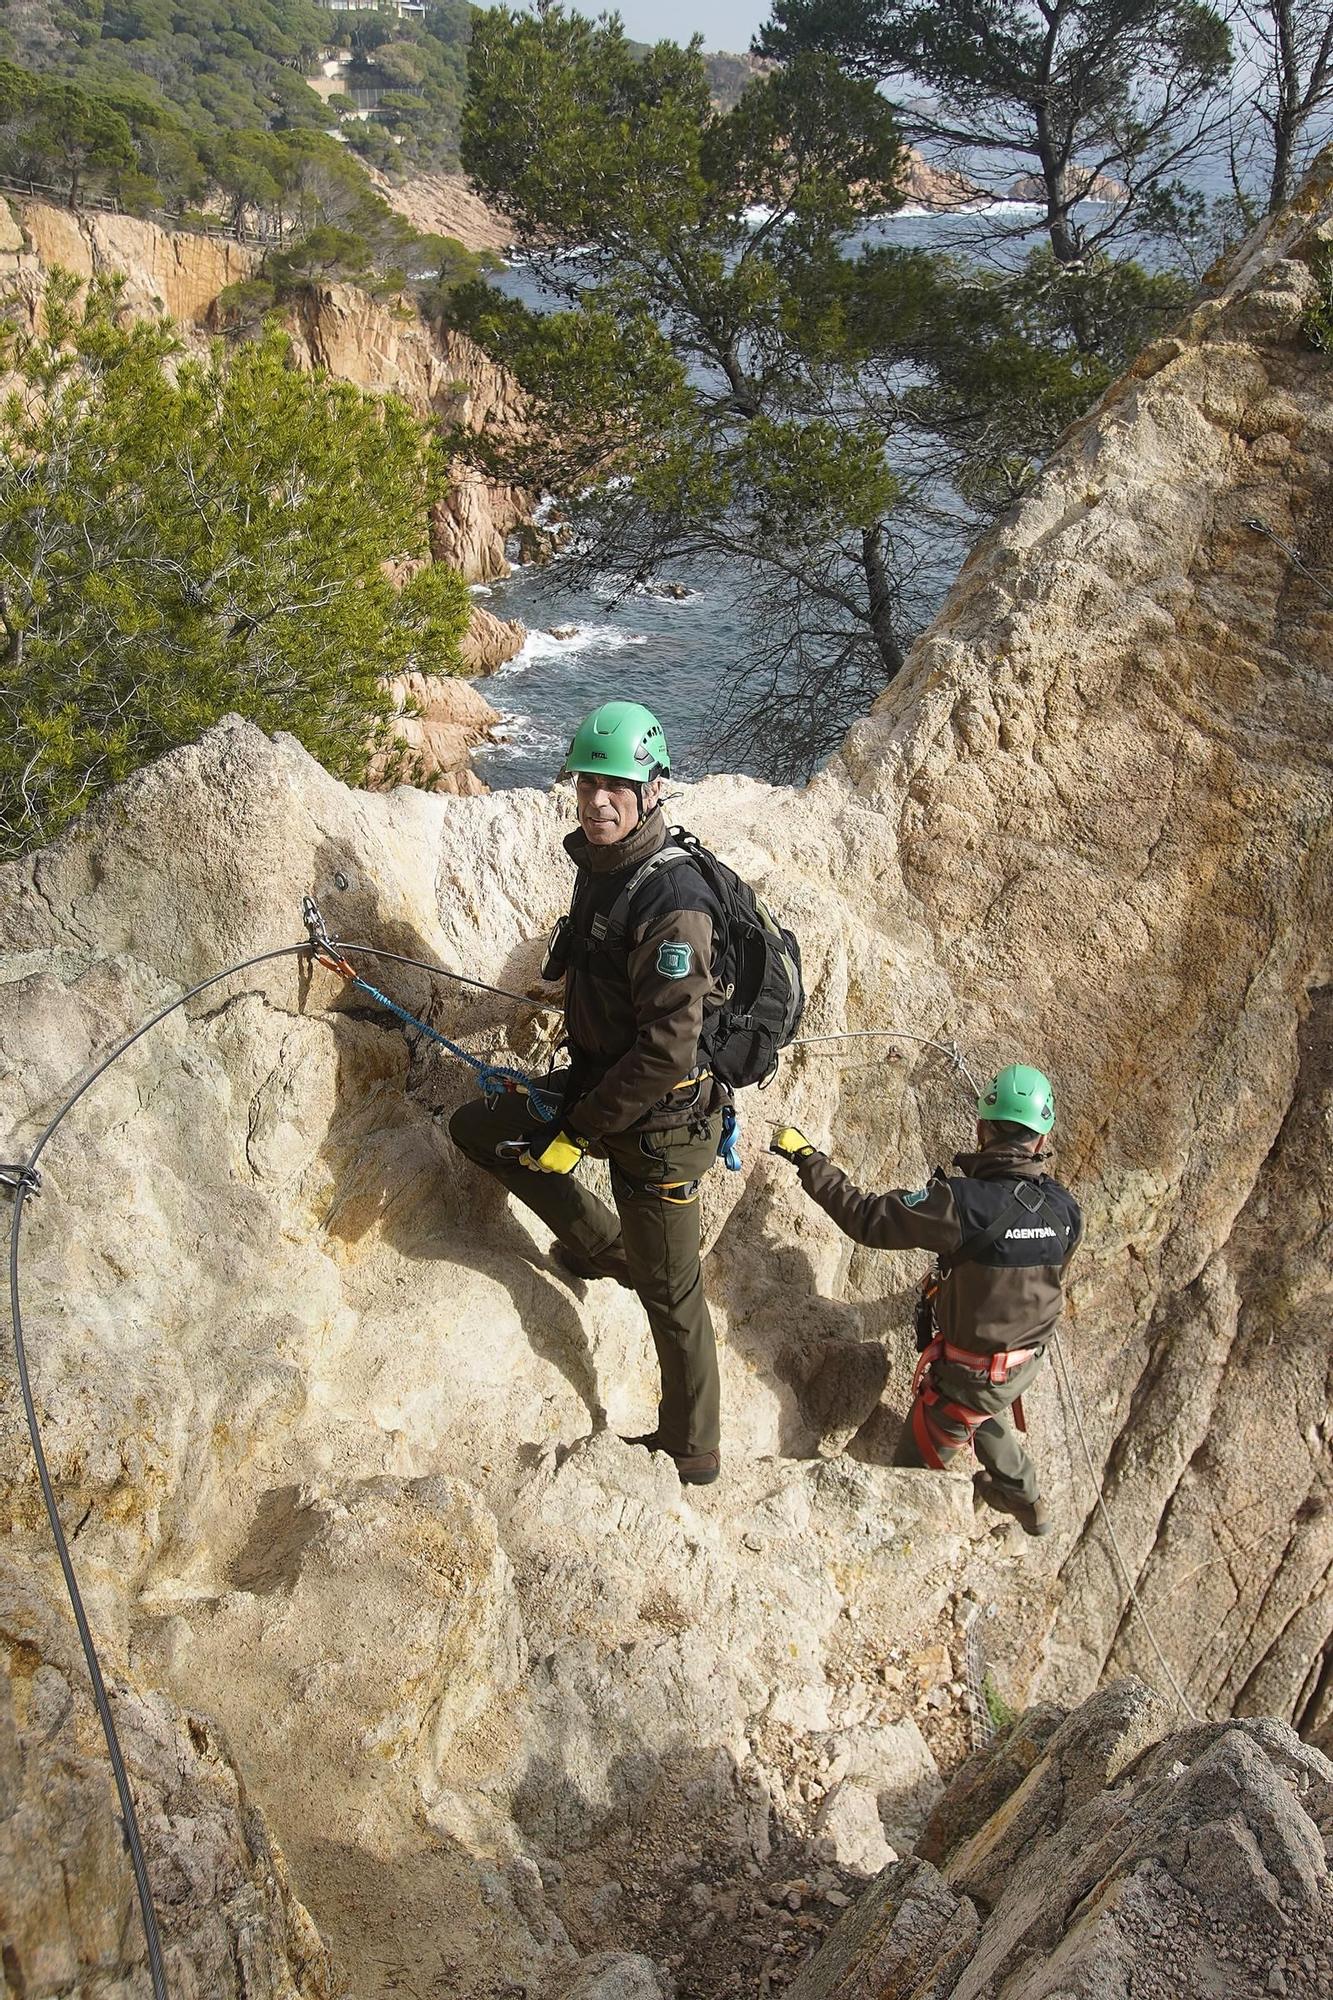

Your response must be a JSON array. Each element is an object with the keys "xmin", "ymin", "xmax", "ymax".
[
  {"xmin": 978, "ymin": 1063, "xmax": 1056, "ymax": 1134},
  {"xmin": 564, "ymin": 701, "xmax": 671, "ymax": 783}
]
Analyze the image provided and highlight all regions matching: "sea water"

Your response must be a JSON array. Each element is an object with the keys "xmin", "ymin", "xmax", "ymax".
[{"xmin": 469, "ymin": 197, "xmax": 1163, "ymax": 790}]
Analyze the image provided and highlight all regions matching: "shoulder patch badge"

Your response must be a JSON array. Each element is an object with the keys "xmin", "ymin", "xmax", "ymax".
[
  {"xmin": 656, "ymin": 940, "xmax": 693, "ymax": 979},
  {"xmin": 901, "ymin": 1186, "xmax": 931, "ymax": 1208}
]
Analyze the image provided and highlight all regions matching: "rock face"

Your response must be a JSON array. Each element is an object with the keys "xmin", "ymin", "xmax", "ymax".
[
  {"xmin": 898, "ymin": 149, "xmax": 985, "ymax": 211},
  {"xmin": 366, "ymin": 165, "xmax": 517, "ymax": 256},
  {"xmin": 2, "ymin": 167, "xmax": 1333, "ymax": 1999},
  {"xmin": 789, "ymin": 1679, "xmax": 1333, "ymax": 1999},
  {"xmin": 2, "ymin": 195, "xmax": 530, "ymax": 586},
  {"xmin": 366, "ymin": 670, "xmax": 503, "ymax": 794}
]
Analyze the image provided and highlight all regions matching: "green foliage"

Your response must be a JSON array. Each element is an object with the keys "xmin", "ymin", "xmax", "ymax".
[
  {"xmin": 3, "ymin": 0, "xmax": 334, "ymax": 143},
  {"xmin": 756, "ymin": 0, "xmax": 1232, "ymax": 263},
  {"xmin": 0, "ymin": 55, "xmax": 482, "ymax": 311},
  {"xmin": 0, "ymin": 274, "xmax": 469, "ymax": 859},
  {"xmin": 214, "ymin": 275, "xmax": 280, "ymax": 334},
  {"xmin": 459, "ymin": 2, "xmax": 1195, "ymax": 778},
  {"xmin": 981, "ymin": 1672, "xmax": 1017, "ymax": 1734}
]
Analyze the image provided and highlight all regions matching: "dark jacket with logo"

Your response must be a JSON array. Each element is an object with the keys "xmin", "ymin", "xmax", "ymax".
[
  {"xmin": 552, "ymin": 808, "xmax": 725, "ymax": 1142},
  {"xmin": 797, "ymin": 1139, "xmax": 1082, "ymax": 1357}
]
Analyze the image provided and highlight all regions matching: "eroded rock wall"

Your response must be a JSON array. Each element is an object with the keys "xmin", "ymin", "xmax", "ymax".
[
  {"xmin": 1, "ymin": 163, "xmax": 1331, "ymax": 2000},
  {"xmin": 1, "ymin": 196, "xmax": 530, "ymax": 585},
  {"xmin": 790, "ymin": 1679, "xmax": 1333, "ymax": 2000}
]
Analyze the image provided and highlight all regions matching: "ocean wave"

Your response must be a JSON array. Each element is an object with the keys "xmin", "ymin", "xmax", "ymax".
[
  {"xmin": 596, "ymin": 569, "xmax": 705, "ymax": 604},
  {"xmin": 881, "ymin": 197, "xmax": 1052, "ymax": 220},
  {"xmin": 482, "ymin": 712, "xmax": 566, "ymax": 756},
  {"xmin": 490, "ymin": 623, "xmax": 652, "ymax": 674}
]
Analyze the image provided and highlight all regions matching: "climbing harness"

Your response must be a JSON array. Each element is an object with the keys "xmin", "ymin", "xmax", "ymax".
[{"xmin": 302, "ymin": 898, "xmax": 559, "ymax": 1122}]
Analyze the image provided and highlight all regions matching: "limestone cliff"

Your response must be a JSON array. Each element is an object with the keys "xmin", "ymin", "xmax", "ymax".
[
  {"xmin": 0, "ymin": 193, "xmax": 529, "ymax": 794},
  {"xmin": 1, "ymin": 196, "xmax": 530, "ymax": 586},
  {"xmin": 1, "ymin": 165, "xmax": 1332, "ymax": 1999}
]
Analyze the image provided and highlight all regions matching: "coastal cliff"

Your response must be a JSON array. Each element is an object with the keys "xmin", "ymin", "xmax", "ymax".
[
  {"xmin": 1, "ymin": 165, "xmax": 1331, "ymax": 1997},
  {"xmin": 0, "ymin": 194, "xmax": 528, "ymax": 798}
]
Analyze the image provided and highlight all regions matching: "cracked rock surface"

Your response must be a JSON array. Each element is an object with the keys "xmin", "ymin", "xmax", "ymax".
[
  {"xmin": 789, "ymin": 1680, "xmax": 1333, "ymax": 1999},
  {"xmin": 2, "ymin": 159, "xmax": 1332, "ymax": 2000}
]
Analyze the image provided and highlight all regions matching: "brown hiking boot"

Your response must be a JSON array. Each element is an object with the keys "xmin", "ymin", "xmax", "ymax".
[
  {"xmin": 974, "ymin": 1474, "xmax": 1052, "ymax": 1537},
  {"xmin": 622, "ymin": 1433, "xmax": 722, "ymax": 1487},
  {"xmin": 553, "ymin": 1240, "xmax": 634, "ymax": 1289}
]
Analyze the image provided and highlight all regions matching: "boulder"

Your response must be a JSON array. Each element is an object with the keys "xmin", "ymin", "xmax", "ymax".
[
  {"xmin": 790, "ymin": 1686, "xmax": 1333, "ymax": 1999},
  {"xmin": 561, "ymin": 1952, "xmax": 675, "ymax": 1998},
  {"xmin": 815, "ymin": 1782, "xmax": 898, "ymax": 1875}
]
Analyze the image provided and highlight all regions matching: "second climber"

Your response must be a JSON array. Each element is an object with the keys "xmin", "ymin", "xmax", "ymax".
[{"xmin": 769, "ymin": 1064, "xmax": 1081, "ymax": 1534}]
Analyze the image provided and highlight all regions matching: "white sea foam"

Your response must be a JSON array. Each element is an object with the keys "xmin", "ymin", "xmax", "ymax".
[
  {"xmin": 489, "ymin": 624, "xmax": 652, "ymax": 677},
  {"xmin": 484, "ymin": 712, "xmax": 566, "ymax": 755},
  {"xmin": 880, "ymin": 197, "xmax": 1052, "ymax": 220},
  {"xmin": 468, "ymin": 583, "xmax": 494, "ymax": 597}
]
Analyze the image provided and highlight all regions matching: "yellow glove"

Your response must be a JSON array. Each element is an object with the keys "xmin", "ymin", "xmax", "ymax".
[
  {"xmin": 521, "ymin": 1127, "xmax": 588, "ymax": 1175},
  {"xmin": 770, "ymin": 1125, "xmax": 816, "ymax": 1163}
]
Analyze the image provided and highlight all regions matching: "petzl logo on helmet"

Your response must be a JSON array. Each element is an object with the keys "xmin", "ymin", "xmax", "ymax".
[{"xmin": 657, "ymin": 941, "xmax": 692, "ymax": 979}]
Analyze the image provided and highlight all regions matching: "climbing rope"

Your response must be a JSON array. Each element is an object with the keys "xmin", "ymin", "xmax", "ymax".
[
  {"xmin": 1243, "ymin": 516, "xmax": 1333, "ymax": 611},
  {"xmin": 302, "ymin": 899, "xmax": 559, "ymax": 1121},
  {"xmin": 5, "ymin": 941, "xmax": 309, "ymax": 2000}
]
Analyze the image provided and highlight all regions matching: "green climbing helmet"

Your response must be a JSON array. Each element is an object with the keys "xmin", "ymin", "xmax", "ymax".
[
  {"xmin": 978, "ymin": 1063, "xmax": 1056, "ymax": 1135},
  {"xmin": 564, "ymin": 700, "xmax": 670, "ymax": 784}
]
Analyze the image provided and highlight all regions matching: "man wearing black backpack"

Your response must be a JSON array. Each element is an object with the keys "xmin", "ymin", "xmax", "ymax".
[
  {"xmin": 450, "ymin": 699, "xmax": 793, "ymax": 1488},
  {"xmin": 770, "ymin": 1066, "xmax": 1081, "ymax": 1535}
]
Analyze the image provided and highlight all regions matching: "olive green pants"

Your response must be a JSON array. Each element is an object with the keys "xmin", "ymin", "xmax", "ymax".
[
  {"xmin": 894, "ymin": 1354, "xmax": 1043, "ymax": 1503},
  {"xmin": 448, "ymin": 1092, "xmax": 723, "ymax": 1457}
]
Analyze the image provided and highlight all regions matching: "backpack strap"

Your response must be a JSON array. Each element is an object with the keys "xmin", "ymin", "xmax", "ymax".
[{"xmin": 587, "ymin": 844, "xmax": 695, "ymax": 949}]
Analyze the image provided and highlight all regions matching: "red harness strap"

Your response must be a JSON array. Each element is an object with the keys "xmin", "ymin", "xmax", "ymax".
[{"xmin": 910, "ymin": 1338, "xmax": 991, "ymax": 1469}]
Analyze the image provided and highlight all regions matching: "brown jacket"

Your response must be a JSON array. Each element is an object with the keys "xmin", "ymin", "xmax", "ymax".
[
  {"xmin": 554, "ymin": 810, "xmax": 725, "ymax": 1142},
  {"xmin": 797, "ymin": 1140, "xmax": 1082, "ymax": 1357}
]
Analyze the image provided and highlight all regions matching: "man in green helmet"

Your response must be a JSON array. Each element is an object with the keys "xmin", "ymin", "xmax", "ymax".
[
  {"xmin": 769, "ymin": 1064, "xmax": 1081, "ymax": 1534},
  {"xmin": 448, "ymin": 700, "xmax": 727, "ymax": 1486}
]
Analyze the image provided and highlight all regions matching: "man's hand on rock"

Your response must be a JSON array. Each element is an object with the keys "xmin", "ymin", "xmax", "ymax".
[
  {"xmin": 770, "ymin": 1126, "xmax": 817, "ymax": 1163},
  {"xmin": 521, "ymin": 1128, "xmax": 589, "ymax": 1175}
]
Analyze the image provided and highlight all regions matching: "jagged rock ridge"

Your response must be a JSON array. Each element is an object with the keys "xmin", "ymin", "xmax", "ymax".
[
  {"xmin": 1, "ymin": 165, "xmax": 1332, "ymax": 1997},
  {"xmin": 791, "ymin": 1679, "xmax": 1333, "ymax": 1999}
]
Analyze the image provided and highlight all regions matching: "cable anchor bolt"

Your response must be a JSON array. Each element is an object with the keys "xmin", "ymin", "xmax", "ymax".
[
  {"xmin": 301, "ymin": 895, "xmax": 358, "ymax": 980},
  {"xmin": 0, "ymin": 1163, "xmax": 42, "ymax": 1198}
]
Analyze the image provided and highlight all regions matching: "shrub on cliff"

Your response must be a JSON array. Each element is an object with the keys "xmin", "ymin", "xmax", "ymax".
[{"xmin": 0, "ymin": 275, "xmax": 469, "ymax": 860}]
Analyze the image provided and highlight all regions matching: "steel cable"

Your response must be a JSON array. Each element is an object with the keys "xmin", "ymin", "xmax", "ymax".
[{"xmin": 4, "ymin": 933, "xmax": 552, "ymax": 1995}]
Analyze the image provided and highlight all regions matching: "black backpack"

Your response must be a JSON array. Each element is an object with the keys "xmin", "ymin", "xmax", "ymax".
[{"xmin": 594, "ymin": 825, "xmax": 805, "ymax": 1089}]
